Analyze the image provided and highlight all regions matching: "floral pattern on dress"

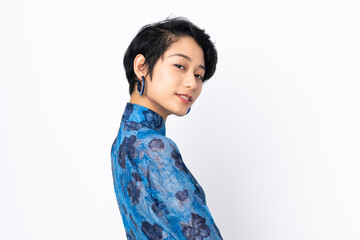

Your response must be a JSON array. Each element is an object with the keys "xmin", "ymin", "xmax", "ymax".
[
  {"xmin": 141, "ymin": 221, "xmax": 164, "ymax": 240},
  {"xmin": 142, "ymin": 110, "xmax": 164, "ymax": 130},
  {"xmin": 127, "ymin": 179, "xmax": 141, "ymax": 205},
  {"xmin": 175, "ymin": 190, "xmax": 189, "ymax": 202},
  {"xmin": 125, "ymin": 121, "xmax": 143, "ymax": 131},
  {"xmin": 181, "ymin": 213, "xmax": 211, "ymax": 240},
  {"xmin": 148, "ymin": 138, "xmax": 165, "ymax": 151},
  {"xmin": 117, "ymin": 135, "xmax": 137, "ymax": 169},
  {"xmin": 111, "ymin": 102, "xmax": 223, "ymax": 240},
  {"xmin": 151, "ymin": 198, "xmax": 170, "ymax": 217},
  {"xmin": 122, "ymin": 103, "xmax": 133, "ymax": 121}
]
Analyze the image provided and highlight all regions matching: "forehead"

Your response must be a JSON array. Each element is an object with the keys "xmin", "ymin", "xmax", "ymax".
[{"xmin": 163, "ymin": 36, "xmax": 204, "ymax": 64}]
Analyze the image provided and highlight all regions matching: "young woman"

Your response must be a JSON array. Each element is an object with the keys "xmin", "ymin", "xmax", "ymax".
[{"xmin": 111, "ymin": 17, "xmax": 222, "ymax": 240}]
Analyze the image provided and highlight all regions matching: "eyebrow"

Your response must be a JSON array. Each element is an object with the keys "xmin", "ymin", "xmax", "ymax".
[{"xmin": 168, "ymin": 53, "xmax": 205, "ymax": 71}]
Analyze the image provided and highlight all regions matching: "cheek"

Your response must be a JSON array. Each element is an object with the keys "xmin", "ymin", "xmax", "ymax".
[
  {"xmin": 147, "ymin": 76, "xmax": 173, "ymax": 97},
  {"xmin": 154, "ymin": 68, "xmax": 175, "ymax": 86},
  {"xmin": 192, "ymin": 84, "xmax": 202, "ymax": 102},
  {"xmin": 197, "ymin": 82, "xmax": 203, "ymax": 95}
]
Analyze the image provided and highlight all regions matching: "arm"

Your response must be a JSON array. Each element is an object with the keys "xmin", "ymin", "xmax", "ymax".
[{"xmin": 143, "ymin": 137, "xmax": 223, "ymax": 240}]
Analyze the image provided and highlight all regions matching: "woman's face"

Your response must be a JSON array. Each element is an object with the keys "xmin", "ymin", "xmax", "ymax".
[{"xmin": 143, "ymin": 36, "xmax": 205, "ymax": 120}]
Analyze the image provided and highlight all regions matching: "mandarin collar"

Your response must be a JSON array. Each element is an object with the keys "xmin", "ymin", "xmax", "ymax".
[{"xmin": 121, "ymin": 102, "xmax": 166, "ymax": 135}]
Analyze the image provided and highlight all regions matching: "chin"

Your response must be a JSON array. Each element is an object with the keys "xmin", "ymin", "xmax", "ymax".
[
  {"xmin": 173, "ymin": 112, "xmax": 187, "ymax": 117},
  {"xmin": 171, "ymin": 108, "xmax": 188, "ymax": 117}
]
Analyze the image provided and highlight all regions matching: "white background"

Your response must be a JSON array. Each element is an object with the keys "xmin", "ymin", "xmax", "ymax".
[{"xmin": 1, "ymin": 0, "xmax": 359, "ymax": 239}]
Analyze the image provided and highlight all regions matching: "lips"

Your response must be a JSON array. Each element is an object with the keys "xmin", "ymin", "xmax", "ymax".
[{"xmin": 176, "ymin": 93, "xmax": 192, "ymax": 103}]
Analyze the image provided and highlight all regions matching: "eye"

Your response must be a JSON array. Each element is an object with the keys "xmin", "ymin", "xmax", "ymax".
[
  {"xmin": 195, "ymin": 74, "xmax": 204, "ymax": 80},
  {"xmin": 174, "ymin": 64, "xmax": 185, "ymax": 70}
]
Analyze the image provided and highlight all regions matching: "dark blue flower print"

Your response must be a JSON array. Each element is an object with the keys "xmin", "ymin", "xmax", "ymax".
[
  {"xmin": 127, "ymin": 180, "xmax": 141, "ymax": 205},
  {"xmin": 117, "ymin": 135, "xmax": 137, "ymax": 169},
  {"xmin": 194, "ymin": 183, "xmax": 206, "ymax": 205},
  {"xmin": 148, "ymin": 138, "xmax": 164, "ymax": 151},
  {"xmin": 191, "ymin": 213, "xmax": 208, "ymax": 229},
  {"xmin": 170, "ymin": 144, "xmax": 189, "ymax": 174},
  {"xmin": 129, "ymin": 213, "xmax": 140, "ymax": 232},
  {"xmin": 151, "ymin": 202, "xmax": 162, "ymax": 217},
  {"xmin": 141, "ymin": 221, "xmax": 163, "ymax": 240},
  {"xmin": 175, "ymin": 189, "xmax": 189, "ymax": 202},
  {"xmin": 213, "ymin": 223, "xmax": 223, "ymax": 240},
  {"xmin": 122, "ymin": 103, "xmax": 134, "ymax": 122},
  {"xmin": 127, "ymin": 135, "xmax": 137, "ymax": 159},
  {"xmin": 126, "ymin": 228, "xmax": 137, "ymax": 240},
  {"xmin": 125, "ymin": 121, "xmax": 143, "ymax": 131},
  {"xmin": 151, "ymin": 198, "xmax": 170, "ymax": 217},
  {"xmin": 181, "ymin": 213, "xmax": 211, "ymax": 240},
  {"xmin": 131, "ymin": 172, "xmax": 142, "ymax": 182},
  {"xmin": 142, "ymin": 110, "xmax": 163, "ymax": 130},
  {"xmin": 117, "ymin": 137, "xmax": 127, "ymax": 169},
  {"xmin": 112, "ymin": 102, "xmax": 223, "ymax": 239}
]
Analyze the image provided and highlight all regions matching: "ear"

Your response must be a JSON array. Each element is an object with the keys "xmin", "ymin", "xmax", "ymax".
[{"xmin": 133, "ymin": 54, "xmax": 148, "ymax": 80}]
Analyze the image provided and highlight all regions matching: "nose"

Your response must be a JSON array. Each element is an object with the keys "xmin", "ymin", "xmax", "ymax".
[{"xmin": 183, "ymin": 72, "xmax": 198, "ymax": 90}]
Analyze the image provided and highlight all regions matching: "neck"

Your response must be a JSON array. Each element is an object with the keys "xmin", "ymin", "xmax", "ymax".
[{"xmin": 129, "ymin": 92, "xmax": 168, "ymax": 122}]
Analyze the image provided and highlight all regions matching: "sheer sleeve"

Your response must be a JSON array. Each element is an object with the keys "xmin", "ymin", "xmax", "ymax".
[{"xmin": 142, "ymin": 136, "xmax": 223, "ymax": 240}]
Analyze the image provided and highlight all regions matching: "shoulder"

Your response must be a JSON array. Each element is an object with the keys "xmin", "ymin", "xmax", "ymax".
[
  {"xmin": 138, "ymin": 134, "xmax": 192, "ymax": 177},
  {"xmin": 137, "ymin": 133, "xmax": 179, "ymax": 155}
]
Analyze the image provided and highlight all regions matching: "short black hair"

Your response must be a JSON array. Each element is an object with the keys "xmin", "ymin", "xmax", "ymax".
[{"xmin": 123, "ymin": 16, "xmax": 218, "ymax": 95}]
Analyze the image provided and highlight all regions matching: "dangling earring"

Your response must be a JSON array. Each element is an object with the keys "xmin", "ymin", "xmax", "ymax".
[
  {"xmin": 137, "ymin": 76, "xmax": 145, "ymax": 95},
  {"xmin": 186, "ymin": 107, "xmax": 191, "ymax": 115}
]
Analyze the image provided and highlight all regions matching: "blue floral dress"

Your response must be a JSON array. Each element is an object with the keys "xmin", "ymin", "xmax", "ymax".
[{"xmin": 111, "ymin": 102, "xmax": 223, "ymax": 240}]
